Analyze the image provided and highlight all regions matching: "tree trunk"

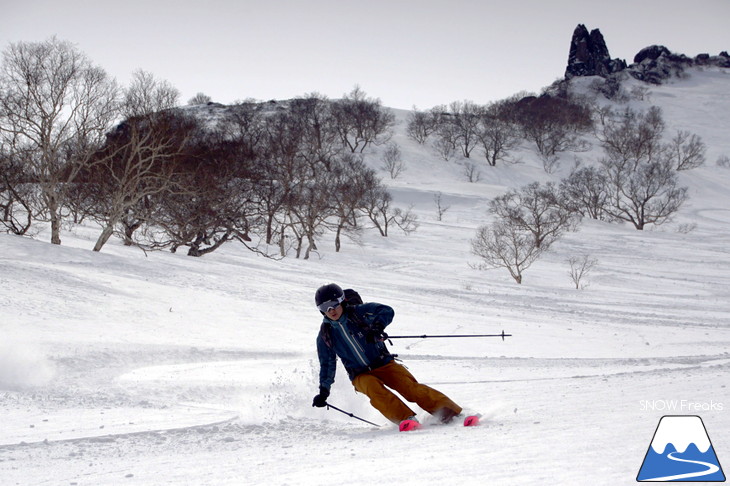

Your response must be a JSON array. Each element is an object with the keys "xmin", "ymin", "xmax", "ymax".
[
  {"xmin": 48, "ymin": 198, "xmax": 62, "ymax": 245},
  {"xmin": 335, "ymin": 225, "xmax": 343, "ymax": 252},
  {"xmin": 123, "ymin": 221, "xmax": 142, "ymax": 246},
  {"xmin": 187, "ymin": 231, "xmax": 230, "ymax": 257},
  {"xmin": 93, "ymin": 225, "xmax": 115, "ymax": 252},
  {"xmin": 265, "ymin": 214, "xmax": 275, "ymax": 245},
  {"xmin": 304, "ymin": 234, "xmax": 317, "ymax": 260},
  {"xmin": 278, "ymin": 227, "xmax": 286, "ymax": 257},
  {"xmin": 294, "ymin": 235, "xmax": 303, "ymax": 258}
]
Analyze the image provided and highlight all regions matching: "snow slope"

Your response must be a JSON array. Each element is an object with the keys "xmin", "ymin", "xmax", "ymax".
[{"xmin": 1, "ymin": 68, "xmax": 729, "ymax": 485}]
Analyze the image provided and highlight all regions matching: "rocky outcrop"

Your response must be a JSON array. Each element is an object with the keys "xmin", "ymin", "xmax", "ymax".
[
  {"xmin": 696, "ymin": 51, "xmax": 730, "ymax": 68},
  {"xmin": 627, "ymin": 45, "xmax": 692, "ymax": 83},
  {"xmin": 627, "ymin": 45, "xmax": 730, "ymax": 84},
  {"xmin": 565, "ymin": 24, "xmax": 626, "ymax": 78},
  {"xmin": 564, "ymin": 24, "xmax": 729, "ymax": 85}
]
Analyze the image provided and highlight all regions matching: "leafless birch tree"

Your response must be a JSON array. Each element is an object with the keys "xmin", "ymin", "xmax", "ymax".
[
  {"xmin": 471, "ymin": 220, "xmax": 545, "ymax": 284},
  {"xmin": 0, "ymin": 37, "xmax": 119, "ymax": 244},
  {"xmin": 82, "ymin": 70, "xmax": 182, "ymax": 251}
]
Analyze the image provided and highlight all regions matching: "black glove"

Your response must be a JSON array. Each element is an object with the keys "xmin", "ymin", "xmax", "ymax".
[
  {"xmin": 366, "ymin": 324, "xmax": 388, "ymax": 343},
  {"xmin": 312, "ymin": 386, "xmax": 330, "ymax": 407}
]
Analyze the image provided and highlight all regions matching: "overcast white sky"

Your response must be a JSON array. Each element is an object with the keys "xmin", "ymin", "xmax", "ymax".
[{"xmin": 1, "ymin": 0, "xmax": 727, "ymax": 109}]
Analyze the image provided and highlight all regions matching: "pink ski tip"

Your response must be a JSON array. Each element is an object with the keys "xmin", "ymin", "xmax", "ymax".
[
  {"xmin": 463, "ymin": 415, "xmax": 480, "ymax": 427},
  {"xmin": 399, "ymin": 419, "xmax": 421, "ymax": 432}
]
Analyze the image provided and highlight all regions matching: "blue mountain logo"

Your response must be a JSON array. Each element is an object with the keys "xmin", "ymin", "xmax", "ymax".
[{"xmin": 637, "ymin": 415, "xmax": 725, "ymax": 482}]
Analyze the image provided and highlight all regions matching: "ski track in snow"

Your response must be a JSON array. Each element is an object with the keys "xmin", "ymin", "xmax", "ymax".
[{"xmin": 1, "ymin": 343, "xmax": 728, "ymax": 485}]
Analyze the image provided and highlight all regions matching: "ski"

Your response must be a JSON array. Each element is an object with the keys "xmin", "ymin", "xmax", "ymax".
[
  {"xmin": 399, "ymin": 414, "xmax": 481, "ymax": 432},
  {"xmin": 399, "ymin": 418, "xmax": 422, "ymax": 432},
  {"xmin": 463, "ymin": 415, "xmax": 480, "ymax": 427}
]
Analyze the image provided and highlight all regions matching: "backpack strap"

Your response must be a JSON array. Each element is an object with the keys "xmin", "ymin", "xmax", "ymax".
[
  {"xmin": 319, "ymin": 321, "xmax": 333, "ymax": 348},
  {"xmin": 319, "ymin": 307, "xmax": 371, "ymax": 348}
]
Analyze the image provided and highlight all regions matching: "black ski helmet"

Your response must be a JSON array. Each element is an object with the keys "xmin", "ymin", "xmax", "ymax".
[{"xmin": 315, "ymin": 283, "xmax": 345, "ymax": 313}]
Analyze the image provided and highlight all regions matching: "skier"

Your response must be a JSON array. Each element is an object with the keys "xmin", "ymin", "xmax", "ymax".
[{"xmin": 311, "ymin": 283, "xmax": 462, "ymax": 427}]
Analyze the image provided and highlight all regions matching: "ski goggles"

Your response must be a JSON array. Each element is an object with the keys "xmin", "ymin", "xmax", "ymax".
[{"xmin": 317, "ymin": 295, "xmax": 345, "ymax": 313}]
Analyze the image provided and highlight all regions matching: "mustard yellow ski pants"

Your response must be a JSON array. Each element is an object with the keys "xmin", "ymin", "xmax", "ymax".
[{"xmin": 352, "ymin": 361, "xmax": 462, "ymax": 424}]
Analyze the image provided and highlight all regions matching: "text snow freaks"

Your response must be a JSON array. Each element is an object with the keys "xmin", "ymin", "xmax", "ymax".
[{"xmin": 640, "ymin": 400, "xmax": 724, "ymax": 412}]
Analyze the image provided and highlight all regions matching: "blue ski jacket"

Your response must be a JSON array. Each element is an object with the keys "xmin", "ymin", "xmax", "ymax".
[{"xmin": 316, "ymin": 302, "xmax": 395, "ymax": 390}]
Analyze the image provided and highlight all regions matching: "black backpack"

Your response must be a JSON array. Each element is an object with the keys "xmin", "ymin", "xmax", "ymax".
[{"xmin": 343, "ymin": 288, "xmax": 363, "ymax": 306}]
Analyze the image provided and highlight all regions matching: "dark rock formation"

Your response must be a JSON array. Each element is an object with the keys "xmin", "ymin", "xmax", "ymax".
[
  {"xmin": 627, "ymin": 45, "xmax": 692, "ymax": 83},
  {"xmin": 633, "ymin": 45, "xmax": 674, "ymax": 64},
  {"xmin": 695, "ymin": 51, "xmax": 730, "ymax": 68},
  {"xmin": 564, "ymin": 24, "xmax": 729, "ymax": 86},
  {"xmin": 626, "ymin": 47, "xmax": 730, "ymax": 83},
  {"xmin": 565, "ymin": 24, "xmax": 626, "ymax": 78}
]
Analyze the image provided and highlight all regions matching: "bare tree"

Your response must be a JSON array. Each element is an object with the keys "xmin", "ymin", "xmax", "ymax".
[
  {"xmin": 0, "ymin": 37, "xmax": 119, "ymax": 244},
  {"xmin": 0, "ymin": 147, "xmax": 33, "ymax": 235},
  {"xmin": 406, "ymin": 107, "xmax": 439, "ymax": 144},
  {"xmin": 567, "ymin": 255, "xmax": 598, "ymax": 289},
  {"xmin": 288, "ymin": 94, "xmax": 340, "ymax": 163},
  {"xmin": 247, "ymin": 101, "xmax": 347, "ymax": 258},
  {"xmin": 84, "ymin": 110, "xmax": 196, "ymax": 252},
  {"xmin": 490, "ymin": 182, "xmax": 580, "ymax": 250},
  {"xmin": 329, "ymin": 154, "xmax": 379, "ymax": 252},
  {"xmin": 223, "ymin": 102, "xmax": 267, "ymax": 159},
  {"xmin": 511, "ymin": 95, "xmax": 593, "ymax": 172},
  {"xmin": 595, "ymin": 106, "xmax": 665, "ymax": 169},
  {"xmin": 471, "ymin": 220, "xmax": 545, "ymax": 284},
  {"xmin": 381, "ymin": 142, "xmax": 404, "ymax": 179},
  {"xmin": 445, "ymin": 100, "xmax": 483, "ymax": 158},
  {"xmin": 630, "ymin": 85, "xmax": 651, "ymax": 101},
  {"xmin": 668, "ymin": 130, "xmax": 706, "ymax": 171},
  {"xmin": 591, "ymin": 104, "xmax": 690, "ymax": 229},
  {"xmin": 600, "ymin": 153, "xmax": 688, "ymax": 230},
  {"xmin": 123, "ymin": 70, "xmax": 179, "ymax": 118},
  {"xmin": 461, "ymin": 161, "xmax": 481, "ymax": 183},
  {"xmin": 434, "ymin": 192, "xmax": 450, "ymax": 221},
  {"xmin": 477, "ymin": 100, "xmax": 521, "ymax": 166},
  {"xmin": 281, "ymin": 97, "xmax": 347, "ymax": 259},
  {"xmin": 187, "ymin": 92, "xmax": 212, "ymax": 106},
  {"xmin": 331, "ymin": 86, "xmax": 395, "ymax": 153},
  {"xmin": 146, "ymin": 127, "xmax": 260, "ymax": 257},
  {"xmin": 362, "ymin": 184, "xmax": 418, "ymax": 237},
  {"xmin": 257, "ymin": 106, "xmax": 315, "ymax": 256},
  {"xmin": 432, "ymin": 122, "xmax": 458, "ymax": 161},
  {"xmin": 285, "ymin": 178, "xmax": 333, "ymax": 259},
  {"xmin": 559, "ymin": 166, "xmax": 612, "ymax": 220},
  {"xmin": 428, "ymin": 101, "xmax": 483, "ymax": 160},
  {"xmin": 80, "ymin": 71, "xmax": 182, "ymax": 252}
]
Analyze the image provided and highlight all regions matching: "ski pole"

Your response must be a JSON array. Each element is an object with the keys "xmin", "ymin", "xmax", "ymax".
[
  {"xmin": 325, "ymin": 402, "xmax": 382, "ymax": 427},
  {"xmin": 387, "ymin": 330, "xmax": 512, "ymax": 341}
]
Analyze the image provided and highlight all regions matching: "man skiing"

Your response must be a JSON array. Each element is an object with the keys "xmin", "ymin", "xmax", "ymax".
[{"xmin": 311, "ymin": 283, "xmax": 462, "ymax": 428}]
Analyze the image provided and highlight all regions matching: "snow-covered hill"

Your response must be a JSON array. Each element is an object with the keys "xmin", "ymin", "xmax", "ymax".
[{"xmin": 1, "ymin": 68, "xmax": 729, "ymax": 485}]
